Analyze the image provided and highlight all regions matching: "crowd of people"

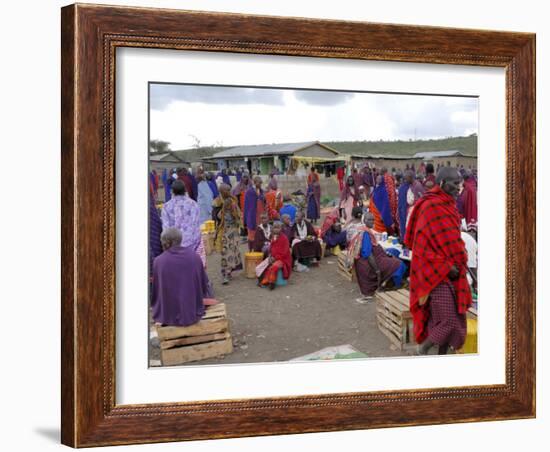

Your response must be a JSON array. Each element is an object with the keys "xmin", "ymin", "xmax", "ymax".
[{"xmin": 149, "ymin": 160, "xmax": 478, "ymax": 356}]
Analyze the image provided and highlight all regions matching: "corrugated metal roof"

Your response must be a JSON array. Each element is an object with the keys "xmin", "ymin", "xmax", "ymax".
[
  {"xmin": 363, "ymin": 154, "xmax": 421, "ymax": 160},
  {"xmin": 211, "ymin": 141, "xmax": 336, "ymax": 158},
  {"xmin": 149, "ymin": 152, "xmax": 185, "ymax": 162},
  {"xmin": 413, "ymin": 150, "xmax": 465, "ymax": 159}
]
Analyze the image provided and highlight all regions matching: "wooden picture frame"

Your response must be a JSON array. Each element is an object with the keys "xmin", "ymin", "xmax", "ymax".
[{"xmin": 61, "ymin": 3, "xmax": 535, "ymax": 447}]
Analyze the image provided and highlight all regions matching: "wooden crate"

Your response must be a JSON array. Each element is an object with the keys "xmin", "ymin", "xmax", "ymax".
[
  {"xmin": 157, "ymin": 303, "xmax": 233, "ymax": 366},
  {"xmin": 337, "ymin": 252, "xmax": 355, "ymax": 282},
  {"xmin": 375, "ymin": 289, "xmax": 415, "ymax": 351}
]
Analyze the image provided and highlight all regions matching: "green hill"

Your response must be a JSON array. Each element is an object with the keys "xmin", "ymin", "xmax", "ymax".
[
  {"xmin": 325, "ymin": 135, "xmax": 477, "ymax": 157},
  {"xmin": 168, "ymin": 135, "xmax": 477, "ymax": 161}
]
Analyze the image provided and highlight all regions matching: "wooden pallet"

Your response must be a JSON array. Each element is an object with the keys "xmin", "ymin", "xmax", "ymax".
[
  {"xmin": 375, "ymin": 289, "xmax": 415, "ymax": 351},
  {"xmin": 157, "ymin": 303, "xmax": 233, "ymax": 365},
  {"xmin": 337, "ymin": 252, "xmax": 355, "ymax": 282}
]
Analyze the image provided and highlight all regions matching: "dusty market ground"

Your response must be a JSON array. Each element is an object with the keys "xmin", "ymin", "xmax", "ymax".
[{"xmin": 149, "ymin": 240, "xmax": 415, "ymax": 367}]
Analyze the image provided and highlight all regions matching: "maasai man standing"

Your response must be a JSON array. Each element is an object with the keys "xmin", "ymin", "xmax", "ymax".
[
  {"xmin": 232, "ymin": 172, "xmax": 251, "ymax": 209},
  {"xmin": 257, "ymin": 221, "xmax": 292, "ymax": 290},
  {"xmin": 243, "ymin": 176, "xmax": 266, "ymax": 250},
  {"xmin": 236, "ymin": 166, "xmax": 244, "ymax": 182},
  {"xmin": 151, "ymin": 228, "xmax": 209, "ymax": 327},
  {"xmin": 336, "ymin": 165, "xmax": 346, "ymax": 192},
  {"xmin": 398, "ymin": 170, "xmax": 425, "ymax": 242},
  {"xmin": 306, "ymin": 167, "xmax": 321, "ymax": 224},
  {"xmin": 423, "ymin": 163, "xmax": 436, "ymax": 189},
  {"xmin": 361, "ymin": 166, "xmax": 374, "ymax": 194},
  {"xmin": 267, "ymin": 174, "xmax": 278, "ymax": 191},
  {"xmin": 381, "ymin": 167, "xmax": 398, "ymax": 227},
  {"xmin": 348, "ymin": 212, "xmax": 406, "ymax": 303},
  {"xmin": 212, "ymin": 184, "xmax": 243, "ymax": 285},
  {"xmin": 196, "ymin": 174, "xmax": 214, "ymax": 225},
  {"xmin": 405, "ymin": 167, "xmax": 472, "ymax": 355},
  {"xmin": 369, "ymin": 175, "xmax": 394, "ymax": 234},
  {"xmin": 291, "ymin": 211, "xmax": 322, "ymax": 267},
  {"xmin": 352, "ymin": 167, "xmax": 363, "ymax": 190},
  {"xmin": 150, "ymin": 170, "xmax": 159, "ymax": 200},
  {"xmin": 457, "ymin": 170, "xmax": 478, "ymax": 225},
  {"xmin": 206, "ymin": 172, "xmax": 219, "ymax": 199},
  {"xmin": 160, "ymin": 179, "xmax": 205, "ymax": 266},
  {"xmin": 177, "ymin": 167, "xmax": 196, "ymax": 201},
  {"xmin": 397, "ymin": 175, "xmax": 411, "ymax": 242},
  {"xmin": 188, "ymin": 169, "xmax": 199, "ymax": 201},
  {"xmin": 265, "ymin": 176, "xmax": 283, "ymax": 221},
  {"xmin": 216, "ymin": 168, "xmax": 232, "ymax": 187},
  {"xmin": 161, "ymin": 168, "xmax": 172, "ymax": 202},
  {"xmin": 339, "ymin": 175, "xmax": 360, "ymax": 223}
]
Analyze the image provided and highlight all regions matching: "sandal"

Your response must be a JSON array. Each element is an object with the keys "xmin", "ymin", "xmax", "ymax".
[{"xmin": 355, "ymin": 296, "xmax": 373, "ymax": 304}]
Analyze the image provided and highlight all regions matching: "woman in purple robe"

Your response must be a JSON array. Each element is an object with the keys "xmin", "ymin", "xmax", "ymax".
[
  {"xmin": 149, "ymin": 189, "xmax": 163, "ymax": 278},
  {"xmin": 160, "ymin": 179, "xmax": 204, "ymax": 265},
  {"xmin": 161, "ymin": 168, "xmax": 170, "ymax": 202},
  {"xmin": 306, "ymin": 180, "xmax": 321, "ymax": 224},
  {"xmin": 206, "ymin": 172, "xmax": 219, "ymax": 198},
  {"xmin": 216, "ymin": 168, "xmax": 232, "ymax": 187},
  {"xmin": 151, "ymin": 228, "xmax": 208, "ymax": 327},
  {"xmin": 323, "ymin": 222, "xmax": 347, "ymax": 255},
  {"xmin": 398, "ymin": 180, "xmax": 410, "ymax": 242},
  {"xmin": 243, "ymin": 176, "xmax": 266, "ymax": 249}
]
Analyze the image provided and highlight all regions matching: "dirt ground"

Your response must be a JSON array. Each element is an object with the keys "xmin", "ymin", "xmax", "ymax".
[{"xmin": 149, "ymin": 238, "xmax": 414, "ymax": 367}]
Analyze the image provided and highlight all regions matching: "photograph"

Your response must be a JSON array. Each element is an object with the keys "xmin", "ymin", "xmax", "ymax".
[{"xmin": 147, "ymin": 83, "xmax": 479, "ymax": 367}]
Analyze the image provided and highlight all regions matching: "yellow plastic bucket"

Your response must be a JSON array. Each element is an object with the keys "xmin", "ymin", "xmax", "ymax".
[{"xmin": 245, "ymin": 252, "xmax": 264, "ymax": 279}]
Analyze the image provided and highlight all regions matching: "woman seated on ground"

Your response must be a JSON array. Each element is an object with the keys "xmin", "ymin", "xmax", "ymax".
[
  {"xmin": 323, "ymin": 222, "xmax": 347, "ymax": 256},
  {"xmin": 345, "ymin": 206, "xmax": 365, "ymax": 243},
  {"xmin": 348, "ymin": 212, "xmax": 407, "ymax": 303},
  {"xmin": 251, "ymin": 212, "xmax": 272, "ymax": 254},
  {"xmin": 281, "ymin": 213, "xmax": 294, "ymax": 243},
  {"xmin": 291, "ymin": 211, "xmax": 322, "ymax": 270},
  {"xmin": 257, "ymin": 221, "xmax": 292, "ymax": 290}
]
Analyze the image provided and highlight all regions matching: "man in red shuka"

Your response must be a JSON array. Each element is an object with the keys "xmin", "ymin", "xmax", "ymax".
[{"xmin": 405, "ymin": 167, "xmax": 473, "ymax": 355}]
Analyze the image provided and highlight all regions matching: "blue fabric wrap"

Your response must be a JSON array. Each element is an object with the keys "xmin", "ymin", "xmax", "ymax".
[
  {"xmin": 360, "ymin": 232, "xmax": 373, "ymax": 258},
  {"xmin": 392, "ymin": 261, "xmax": 407, "ymax": 287},
  {"xmin": 397, "ymin": 183, "xmax": 410, "ymax": 239},
  {"xmin": 372, "ymin": 180, "xmax": 393, "ymax": 227}
]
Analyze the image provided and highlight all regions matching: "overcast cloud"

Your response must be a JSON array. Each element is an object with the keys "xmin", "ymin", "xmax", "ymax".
[
  {"xmin": 150, "ymin": 84, "xmax": 285, "ymax": 110},
  {"xmin": 149, "ymin": 84, "xmax": 478, "ymax": 150}
]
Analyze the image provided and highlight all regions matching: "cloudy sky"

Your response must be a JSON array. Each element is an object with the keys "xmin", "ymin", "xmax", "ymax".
[{"xmin": 149, "ymin": 83, "xmax": 478, "ymax": 150}]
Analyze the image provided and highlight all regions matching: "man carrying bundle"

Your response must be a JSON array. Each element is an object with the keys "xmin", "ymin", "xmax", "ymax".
[{"xmin": 405, "ymin": 167, "xmax": 472, "ymax": 355}]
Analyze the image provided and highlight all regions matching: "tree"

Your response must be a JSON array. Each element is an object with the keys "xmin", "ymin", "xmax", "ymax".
[{"xmin": 149, "ymin": 139, "xmax": 171, "ymax": 153}]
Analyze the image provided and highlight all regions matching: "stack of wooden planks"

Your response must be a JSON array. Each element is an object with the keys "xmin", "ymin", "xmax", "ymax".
[
  {"xmin": 157, "ymin": 303, "xmax": 233, "ymax": 366},
  {"xmin": 337, "ymin": 252, "xmax": 355, "ymax": 282},
  {"xmin": 375, "ymin": 289, "xmax": 416, "ymax": 351}
]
